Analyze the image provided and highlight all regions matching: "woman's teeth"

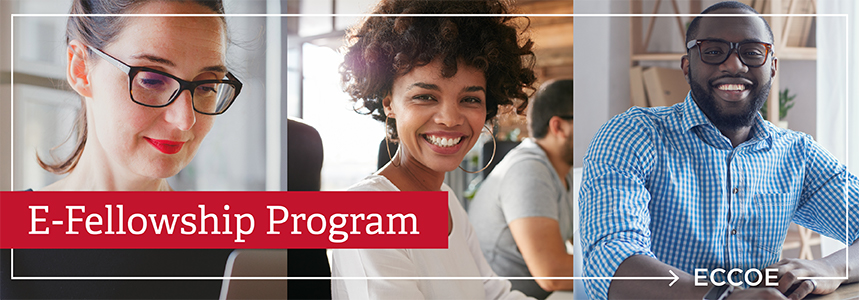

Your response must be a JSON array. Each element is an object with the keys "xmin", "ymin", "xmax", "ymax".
[
  {"xmin": 718, "ymin": 84, "xmax": 746, "ymax": 91},
  {"xmin": 424, "ymin": 135, "xmax": 462, "ymax": 147}
]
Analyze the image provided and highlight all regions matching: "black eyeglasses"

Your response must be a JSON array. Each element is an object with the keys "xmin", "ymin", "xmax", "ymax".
[
  {"xmin": 88, "ymin": 46, "xmax": 242, "ymax": 115},
  {"xmin": 557, "ymin": 115, "xmax": 573, "ymax": 120},
  {"xmin": 686, "ymin": 39, "xmax": 773, "ymax": 68}
]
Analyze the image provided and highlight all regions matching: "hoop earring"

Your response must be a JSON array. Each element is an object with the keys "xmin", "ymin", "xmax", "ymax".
[
  {"xmin": 384, "ymin": 114, "xmax": 400, "ymax": 167},
  {"xmin": 459, "ymin": 124, "xmax": 496, "ymax": 174}
]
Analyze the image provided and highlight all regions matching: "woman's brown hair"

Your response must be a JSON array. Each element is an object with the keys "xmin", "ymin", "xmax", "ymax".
[{"xmin": 38, "ymin": 0, "xmax": 225, "ymax": 174}]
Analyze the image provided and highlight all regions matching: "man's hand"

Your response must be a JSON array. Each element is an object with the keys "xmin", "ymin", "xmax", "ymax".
[
  {"xmin": 608, "ymin": 255, "xmax": 710, "ymax": 299},
  {"xmin": 767, "ymin": 258, "xmax": 842, "ymax": 299},
  {"xmin": 727, "ymin": 288, "xmax": 787, "ymax": 299}
]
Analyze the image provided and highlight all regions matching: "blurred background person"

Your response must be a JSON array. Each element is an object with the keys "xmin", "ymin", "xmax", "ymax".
[{"xmin": 469, "ymin": 79, "xmax": 575, "ymax": 299}]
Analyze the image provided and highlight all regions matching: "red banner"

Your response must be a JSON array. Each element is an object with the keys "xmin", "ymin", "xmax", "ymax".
[{"xmin": 0, "ymin": 191, "xmax": 448, "ymax": 249}]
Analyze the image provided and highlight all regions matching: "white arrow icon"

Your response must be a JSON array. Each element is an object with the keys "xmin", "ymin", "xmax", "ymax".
[{"xmin": 573, "ymin": 270, "xmax": 680, "ymax": 287}]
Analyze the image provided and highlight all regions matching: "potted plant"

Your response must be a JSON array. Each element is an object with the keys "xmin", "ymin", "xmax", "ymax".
[{"xmin": 760, "ymin": 88, "xmax": 796, "ymax": 128}]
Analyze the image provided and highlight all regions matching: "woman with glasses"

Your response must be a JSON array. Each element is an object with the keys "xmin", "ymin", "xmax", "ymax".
[
  {"xmin": 1, "ymin": 0, "xmax": 240, "ymax": 298},
  {"xmin": 331, "ymin": 0, "xmax": 537, "ymax": 298},
  {"xmin": 38, "ymin": 0, "xmax": 241, "ymax": 191}
]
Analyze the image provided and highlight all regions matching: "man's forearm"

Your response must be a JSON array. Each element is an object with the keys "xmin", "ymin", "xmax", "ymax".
[
  {"xmin": 532, "ymin": 254, "xmax": 574, "ymax": 291},
  {"xmin": 820, "ymin": 239, "xmax": 859, "ymax": 284},
  {"xmin": 509, "ymin": 217, "xmax": 574, "ymax": 291},
  {"xmin": 608, "ymin": 255, "xmax": 709, "ymax": 299}
]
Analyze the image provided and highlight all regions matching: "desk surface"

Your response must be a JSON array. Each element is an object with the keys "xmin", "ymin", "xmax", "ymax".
[
  {"xmin": 805, "ymin": 283, "xmax": 859, "ymax": 300},
  {"xmin": 546, "ymin": 283, "xmax": 858, "ymax": 300}
]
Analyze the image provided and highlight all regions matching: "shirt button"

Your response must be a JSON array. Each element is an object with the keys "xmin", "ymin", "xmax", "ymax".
[
  {"xmin": 731, "ymin": 229, "xmax": 737, "ymax": 235},
  {"xmin": 732, "ymin": 188, "xmax": 739, "ymax": 194}
]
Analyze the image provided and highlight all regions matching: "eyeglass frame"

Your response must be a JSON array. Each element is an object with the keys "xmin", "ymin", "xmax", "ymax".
[
  {"xmin": 87, "ymin": 45, "xmax": 243, "ymax": 115},
  {"xmin": 685, "ymin": 39, "xmax": 774, "ymax": 68}
]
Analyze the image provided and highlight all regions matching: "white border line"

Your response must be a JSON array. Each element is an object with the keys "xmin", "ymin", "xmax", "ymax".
[
  {"xmin": 10, "ymin": 277, "xmax": 661, "ymax": 280},
  {"xmin": 7, "ymin": 12, "xmax": 855, "ymax": 285},
  {"xmin": 8, "ymin": 13, "xmax": 848, "ymax": 17},
  {"xmin": 9, "ymin": 9, "xmax": 12, "ymax": 191},
  {"xmin": 11, "ymin": 276, "xmax": 638, "ymax": 280}
]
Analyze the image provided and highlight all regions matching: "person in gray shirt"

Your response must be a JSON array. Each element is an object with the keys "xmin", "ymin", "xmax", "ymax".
[{"xmin": 469, "ymin": 79, "xmax": 574, "ymax": 299}]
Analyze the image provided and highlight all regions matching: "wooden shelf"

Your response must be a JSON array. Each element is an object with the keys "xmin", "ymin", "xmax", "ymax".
[
  {"xmin": 777, "ymin": 47, "xmax": 817, "ymax": 60},
  {"xmin": 630, "ymin": 53, "xmax": 684, "ymax": 62},
  {"xmin": 525, "ymin": 1, "xmax": 573, "ymax": 85}
]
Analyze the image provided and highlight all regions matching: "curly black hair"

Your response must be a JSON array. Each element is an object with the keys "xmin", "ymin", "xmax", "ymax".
[{"xmin": 340, "ymin": 0, "xmax": 537, "ymax": 139}]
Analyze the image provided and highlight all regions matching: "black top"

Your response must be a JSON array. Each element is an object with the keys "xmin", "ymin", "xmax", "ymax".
[{"xmin": 0, "ymin": 249, "xmax": 233, "ymax": 299}]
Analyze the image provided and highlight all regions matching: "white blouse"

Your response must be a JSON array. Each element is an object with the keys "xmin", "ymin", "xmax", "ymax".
[{"xmin": 331, "ymin": 175, "xmax": 531, "ymax": 300}]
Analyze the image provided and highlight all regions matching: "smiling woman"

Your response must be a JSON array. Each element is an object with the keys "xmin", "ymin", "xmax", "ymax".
[
  {"xmin": 1, "ymin": 0, "xmax": 241, "ymax": 298},
  {"xmin": 383, "ymin": 59, "xmax": 489, "ymax": 175},
  {"xmin": 331, "ymin": 0, "xmax": 537, "ymax": 298}
]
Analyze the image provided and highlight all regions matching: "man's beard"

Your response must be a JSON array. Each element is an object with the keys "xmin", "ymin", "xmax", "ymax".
[
  {"xmin": 563, "ymin": 133, "xmax": 573, "ymax": 166},
  {"xmin": 689, "ymin": 74, "xmax": 771, "ymax": 131}
]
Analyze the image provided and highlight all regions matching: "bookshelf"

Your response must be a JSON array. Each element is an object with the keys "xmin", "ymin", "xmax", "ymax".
[{"xmin": 628, "ymin": 0, "xmax": 817, "ymax": 123}]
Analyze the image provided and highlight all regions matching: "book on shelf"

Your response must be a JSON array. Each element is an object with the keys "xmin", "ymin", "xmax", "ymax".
[
  {"xmin": 642, "ymin": 66, "xmax": 688, "ymax": 107},
  {"xmin": 629, "ymin": 66, "xmax": 650, "ymax": 107},
  {"xmin": 745, "ymin": 0, "xmax": 815, "ymax": 48}
]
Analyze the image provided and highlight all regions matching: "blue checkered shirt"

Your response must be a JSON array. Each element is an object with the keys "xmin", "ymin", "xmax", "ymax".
[{"xmin": 579, "ymin": 93, "xmax": 860, "ymax": 299}]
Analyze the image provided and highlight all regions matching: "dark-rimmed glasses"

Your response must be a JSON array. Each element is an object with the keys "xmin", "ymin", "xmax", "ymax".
[
  {"xmin": 88, "ymin": 46, "xmax": 242, "ymax": 115},
  {"xmin": 686, "ymin": 39, "xmax": 773, "ymax": 68}
]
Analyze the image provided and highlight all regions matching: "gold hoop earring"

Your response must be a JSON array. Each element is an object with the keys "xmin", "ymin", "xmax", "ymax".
[
  {"xmin": 384, "ymin": 114, "xmax": 400, "ymax": 167},
  {"xmin": 459, "ymin": 124, "xmax": 496, "ymax": 174}
]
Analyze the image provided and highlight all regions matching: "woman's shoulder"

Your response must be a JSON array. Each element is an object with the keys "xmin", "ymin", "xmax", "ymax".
[{"xmin": 346, "ymin": 175, "xmax": 399, "ymax": 191}]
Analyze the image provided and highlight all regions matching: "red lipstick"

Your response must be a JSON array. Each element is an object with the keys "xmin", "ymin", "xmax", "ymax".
[{"xmin": 144, "ymin": 137, "xmax": 185, "ymax": 154}]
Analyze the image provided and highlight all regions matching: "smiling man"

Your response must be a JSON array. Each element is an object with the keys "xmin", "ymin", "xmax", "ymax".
[{"xmin": 579, "ymin": 2, "xmax": 859, "ymax": 300}]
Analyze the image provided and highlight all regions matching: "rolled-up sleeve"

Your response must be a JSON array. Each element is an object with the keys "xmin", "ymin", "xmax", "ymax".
[
  {"xmin": 794, "ymin": 135, "xmax": 860, "ymax": 244},
  {"xmin": 579, "ymin": 114, "xmax": 657, "ymax": 300}
]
